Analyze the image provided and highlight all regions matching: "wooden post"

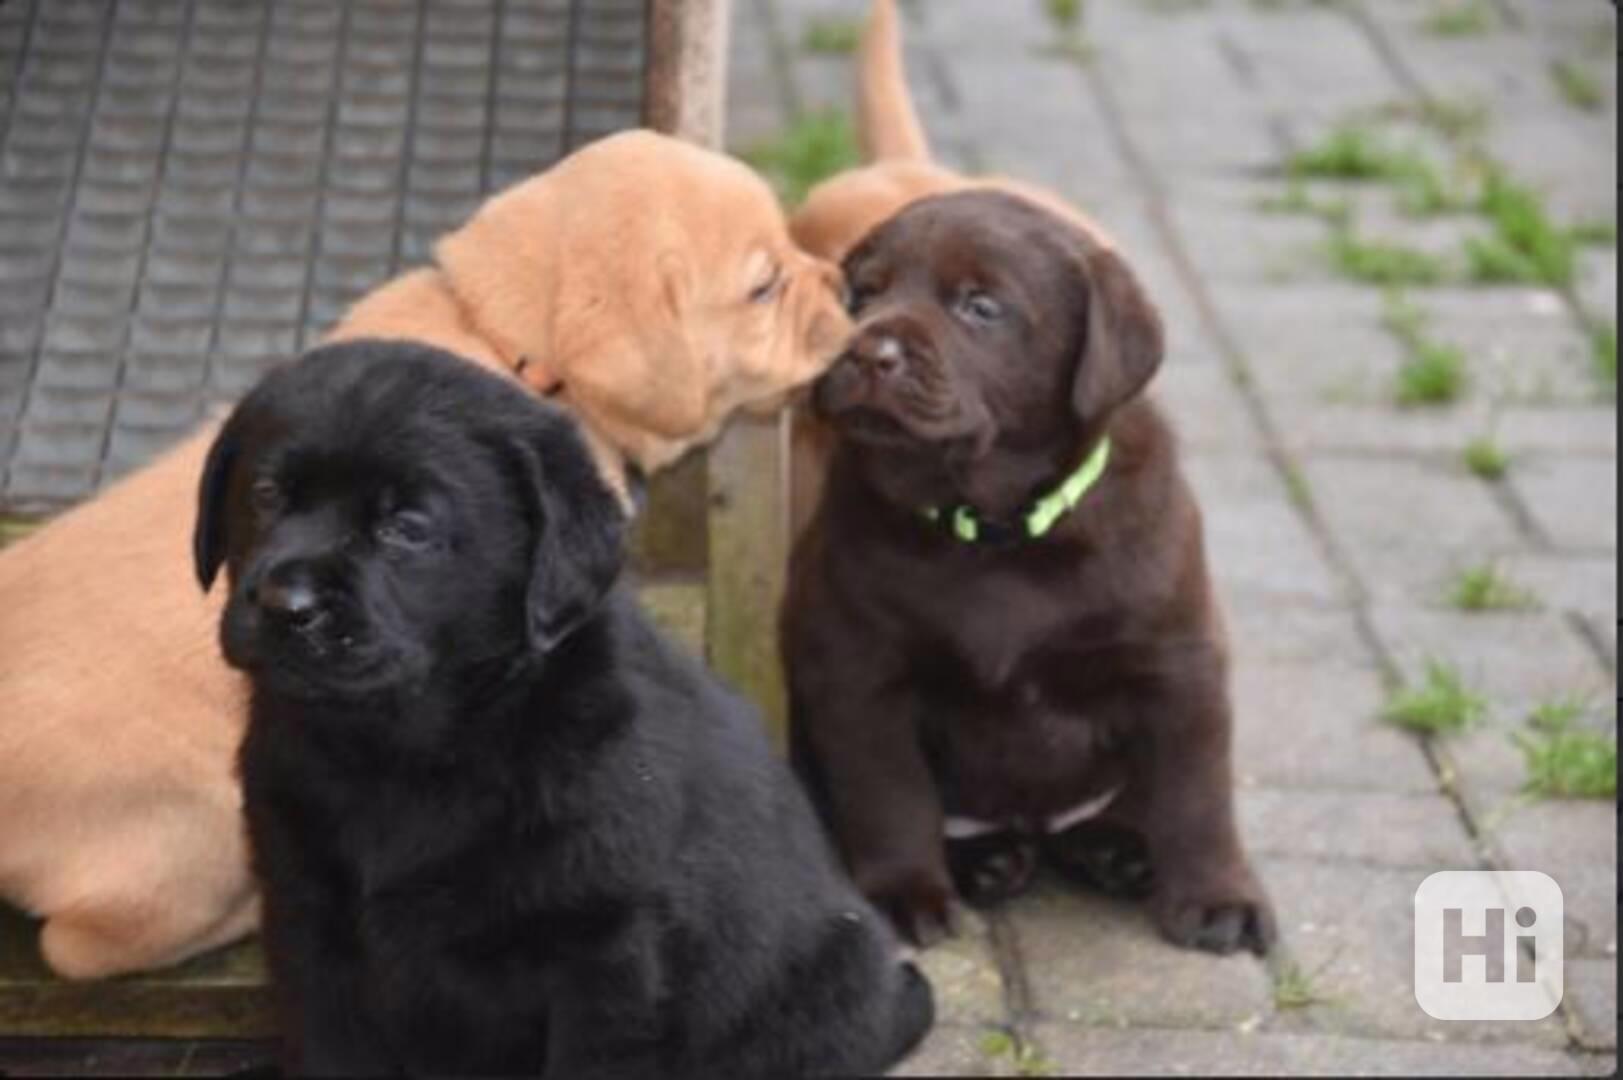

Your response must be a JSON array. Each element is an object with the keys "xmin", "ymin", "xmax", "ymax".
[{"xmin": 646, "ymin": 0, "xmax": 789, "ymax": 750}]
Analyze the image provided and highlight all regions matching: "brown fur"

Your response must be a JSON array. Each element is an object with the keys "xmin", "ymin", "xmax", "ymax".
[
  {"xmin": 0, "ymin": 131, "xmax": 850, "ymax": 979},
  {"xmin": 780, "ymin": 7, "xmax": 1273, "ymax": 956}
]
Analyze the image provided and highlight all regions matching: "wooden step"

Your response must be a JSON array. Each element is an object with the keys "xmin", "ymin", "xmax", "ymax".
[{"xmin": 0, "ymin": 579, "xmax": 705, "ymax": 1040}]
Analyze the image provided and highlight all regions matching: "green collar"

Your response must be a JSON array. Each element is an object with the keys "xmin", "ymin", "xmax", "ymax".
[{"xmin": 922, "ymin": 437, "xmax": 1112, "ymax": 544}]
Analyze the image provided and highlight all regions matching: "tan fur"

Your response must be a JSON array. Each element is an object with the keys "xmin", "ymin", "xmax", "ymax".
[
  {"xmin": 788, "ymin": 0, "xmax": 1118, "ymax": 536},
  {"xmin": 0, "ymin": 131, "xmax": 850, "ymax": 979}
]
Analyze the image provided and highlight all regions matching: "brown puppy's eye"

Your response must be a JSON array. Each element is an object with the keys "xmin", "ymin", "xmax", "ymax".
[
  {"xmin": 956, "ymin": 290, "xmax": 1003, "ymax": 325},
  {"xmin": 250, "ymin": 478, "xmax": 283, "ymax": 517},
  {"xmin": 748, "ymin": 267, "xmax": 783, "ymax": 304}
]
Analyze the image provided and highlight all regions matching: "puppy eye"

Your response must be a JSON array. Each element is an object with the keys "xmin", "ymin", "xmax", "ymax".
[
  {"xmin": 956, "ymin": 290, "xmax": 1003, "ymax": 325},
  {"xmin": 250, "ymin": 478, "xmax": 283, "ymax": 517},
  {"xmin": 748, "ymin": 267, "xmax": 783, "ymax": 304},
  {"xmin": 374, "ymin": 510, "xmax": 436, "ymax": 551}
]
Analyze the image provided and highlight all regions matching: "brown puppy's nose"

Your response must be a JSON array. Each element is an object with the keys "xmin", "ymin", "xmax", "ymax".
[
  {"xmin": 257, "ymin": 570, "xmax": 325, "ymax": 630},
  {"xmin": 850, "ymin": 330, "xmax": 906, "ymax": 378}
]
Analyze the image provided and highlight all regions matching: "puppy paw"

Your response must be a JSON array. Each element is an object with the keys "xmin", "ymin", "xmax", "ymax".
[
  {"xmin": 947, "ymin": 834, "xmax": 1038, "ymax": 908},
  {"xmin": 1153, "ymin": 878, "xmax": 1277, "ymax": 957},
  {"xmin": 860, "ymin": 865, "xmax": 958, "ymax": 948},
  {"xmin": 1043, "ymin": 821, "xmax": 1155, "ymax": 899}
]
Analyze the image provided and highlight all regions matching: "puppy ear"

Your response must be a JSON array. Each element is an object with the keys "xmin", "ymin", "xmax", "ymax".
[
  {"xmin": 1071, "ymin": 244, "xmax": 1165, "ymax": 426},
  {"xmin": 193, "ymin": 418, "xmax": 240, "ymax": 592},
  {"xmin": 515, "ymin": 422, "xmax": 627, "ymax": 654},
  {"xmin": 561, "ymin": 251, "xmax": 710, "ymax": 442}
]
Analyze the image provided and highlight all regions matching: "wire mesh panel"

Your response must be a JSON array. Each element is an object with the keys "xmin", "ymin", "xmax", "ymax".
[{"xmin": 0, "ymin": 0, "xmax": 647, "ymax": 514}]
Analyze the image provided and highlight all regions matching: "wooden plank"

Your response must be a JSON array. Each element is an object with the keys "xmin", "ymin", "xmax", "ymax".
[
  {"xmin": 647, "ymin": 0, "xmax": 791, "ymax": 747},
  {"xmin": 706, "ymin": 416, "xmax": 791, "ymax": 750}
]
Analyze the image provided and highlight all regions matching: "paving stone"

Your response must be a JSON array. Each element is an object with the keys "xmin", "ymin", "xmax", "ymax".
[
  {"xmin": 1301, "ymin": 457, "xmax": 1524, "ymax": 606},
  {"xmin": 1153, "ymin": 359, "xmax": 1264, "ymax": 452},
  {"xmin": 1027, "ymin": 1022, "xmax": 1594, "ymax": 1077},
  {"xmin": 913, "ymin": 908, "xmax": 1005, "ymax": 1027},
  {"xmin": 1007, "ymin": 878, "xmax": 1273, "ymax": 1030},
  {"xmin": 1232, "ymin": 655, "xmax": 1439, "ymax": 795},
  {"xmin": 890, "ymin": 1023, "xmax": 1016, "ymax": 1079},
  {"xmin": 1488, "ymin": 552, "xmax": 1617, "ymax": 632},
  {"xmin": 1183, "ymin": 452, "xmax": 1344, "ymax": 608},
  {"xmin": 1238, "ymin": 789, "xmax": 1473, "ymax": 869},
  {"xmin": 1370, "ymin": 606, "xmax": 1611, "ymax": 723},
  {"xmin": 1487, "ymin": 799, "xmax": 1618, "ymax": 961},
  {"xmin": 1254, "ymin": 857, "xmax": 1568, "ymax": 1046},
  {"xmin": 1510, "ymin": 456, "xmax": 1617, "ymax": 552},
  {"xmin": 1565, "ymin": 957, "xmax": 1618, "ymax": 1051}
]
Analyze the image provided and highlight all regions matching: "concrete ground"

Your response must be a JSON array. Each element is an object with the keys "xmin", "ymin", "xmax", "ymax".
[{"xmin": 729, "ymin": 1, "xmax": 1617, "ymax": 1074}]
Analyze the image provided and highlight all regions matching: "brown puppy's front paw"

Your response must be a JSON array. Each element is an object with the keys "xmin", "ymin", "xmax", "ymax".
[
  {"xmin": 1043, "ymin": 821, "xmax": 1155, "ymax": 899},
  {"xmin": 859, "ymin": 864, "xmax": 958, "ymax": 948},
  {"xmin": 947, "ymin": 834, "xmax": 1038, "ymax": 908},
  {"xmin": 1153, "ymin": 877, "xmax": 1277, "ymax": 957}
]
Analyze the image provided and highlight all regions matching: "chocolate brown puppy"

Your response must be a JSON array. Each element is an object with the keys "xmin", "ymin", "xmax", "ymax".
[{"xmin": 782, "ymin": 189, "xmax": 1276, "ymax": 956}]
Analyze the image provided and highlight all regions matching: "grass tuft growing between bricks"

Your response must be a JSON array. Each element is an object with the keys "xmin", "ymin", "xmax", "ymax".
[
  {"xmin": 1515, "ymin": 702, "xmax": 1618, "ymax": 798},
  {"xmin": 800, "ymin": 17, "xmax": 861, "ymax": 55},
  {"xmin": 1395, "ymin": 339, "xmax": 1466, "ymax": 405},
  {"xmin": 1287, "ymin": 127, "xmax": 1468, "ymax": 216},
  {"xmin": 1464, "ymin": 171, "xmax": 1575, "ymax": 287},
  {"xmin": 1273, "ymin": 955, "xmax": 1339, "ymax": 1010},
  {"xmin": 1590, "ymin": 320, "xmax": 1617, "ymax": 389},
  {"xmin": 1288, "ymin": 126, "xmax": 1397, "ymax": 180},
  {"xmin": 979, "ymin": 1029, "xmax": 1055, "ymax": 1077},
  {"xmin": 1461, "ymin": 436, "xmax": 1509, "ymax": 480},
  {"xmin": 1383, "ymin": 659, "xmax": 1486, "ymax": 734},
  {"xmin": 1421, "ymin": 0, "xmax": 1497, "ymax": 36},
  {"xmin": 1372, "ymin": 96, "xmax": 1491, "ymax": 143},
  {"xmin": 1569, "ymin": 218, "xmax": 1617, "ymax": 246},
  {"xmin": 1045, "ymin": 0, "xmax": 1083, "ymax": 30},
  {"xmin": 740, "ymin": 111, "xmax": 860, "ymax": 208},
  {"xmin": 1384, "ymin": 292, "xmax": 1468, "ymax": 405},
  {"xmin": 1447, "ymin": 564, "xmax": 1537, "ymax": 612},
  {"xmin": 1549, "ymin": 59, "xmax": 1606, "ymax": 112},
  {"xmin": 1329, "ymin": 227, "xmax": 1448, "ymax": 287}
]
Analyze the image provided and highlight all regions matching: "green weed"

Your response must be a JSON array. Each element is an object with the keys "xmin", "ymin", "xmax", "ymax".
[
  {"xmin": 1383, "ymin": 660, "xmax": 1486, "ymax": 734},
  {"xmin": 801, "ymin": 17, "xmax": 862, "ymax": 55},
  {"xmin": 1515, "ymin": 705, "xmax": 1617, "ymax": 798},
  {"xmin": 1422, "ymin": 1, "xmax": 1496, "ymax": 36},
  {"xmin": 740, "ymin": 110, "xmax": 860, "ymax": 207},
  {"xmin": 1550, "ymin": 59, "xmax": 1605, "ymax": 112},
  {"xmin": 1329, "ymin": 228, "xmax": 1449, "ymax": 286},
  {"xmin": 1461, "ymin": 437, "xmax": 1509, "ymax": 480},
  {"xmin": 1447, "ymin": 564, "xmax": 1537, "ymax": 611},
  {"xmin": 1046, "ymin": 0, "xmax": 1083, "ymax": 30},
  {"xmin": 1466, "ymin": 170, "xmax": 1574, "ymax": 287},
  {"xmin": 1590, "ymin": 320, "xmax": 1616, "ymax": 387}
]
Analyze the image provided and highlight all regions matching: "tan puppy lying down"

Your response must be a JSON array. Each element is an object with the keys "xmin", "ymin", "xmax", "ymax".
[
  {"xmin": 0, "ymin": 131, "xmax": 850, "ymax": 979},
  {"xmin": 786, "ymin": 0, "xmax": 1119, "ymax": 531}
]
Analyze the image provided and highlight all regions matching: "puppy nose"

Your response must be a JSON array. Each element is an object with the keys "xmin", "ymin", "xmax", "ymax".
[
  {"xmin": 851, "ymin": 331, "xmax": 905, "ymax": 378},
  {"xmin": 256, "ymin": 570, "xmax": 325, "ymax": 629}
]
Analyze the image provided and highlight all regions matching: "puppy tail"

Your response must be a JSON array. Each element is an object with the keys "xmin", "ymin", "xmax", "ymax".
[
  {"xmin": 884, "ymin": 960, "xmax": 936, "ymax": 1066},
  {"xmin": 858, "ymin": 0, "xmax": 930, "ymax": 162}
]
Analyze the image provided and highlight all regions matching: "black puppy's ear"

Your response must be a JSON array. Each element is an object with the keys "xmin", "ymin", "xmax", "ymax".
[
  {"xmin": 1071, "ymin": 242, "xmax": 1165, "ymax": 426},
  {"xmin": 193, "ymin": 416, "xmax": 240, "ymax": 592},
  {"xmin": 515, "ymin": 424, "xmax": 627, "ymax": 654}
]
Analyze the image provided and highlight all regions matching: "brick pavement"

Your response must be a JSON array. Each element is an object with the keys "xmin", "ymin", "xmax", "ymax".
[{"xmin": 731, "ymin": 1, "xmax": 1617, "ymax": 1073}]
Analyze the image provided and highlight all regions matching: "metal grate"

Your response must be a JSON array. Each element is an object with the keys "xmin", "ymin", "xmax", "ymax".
[{"xmin": 0, "ymin": 0, "xmax": 648, "ymax": 513}]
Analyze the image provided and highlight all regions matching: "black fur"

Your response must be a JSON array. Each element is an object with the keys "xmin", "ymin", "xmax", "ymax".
[{"xmin": 195, "ymin": 341, "xmax": 933, "ymax": 1078}]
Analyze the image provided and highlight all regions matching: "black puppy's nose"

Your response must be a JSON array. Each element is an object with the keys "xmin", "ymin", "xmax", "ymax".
[
  {"xmin": 256, "ymin": 570, "xmax": 325, "ymax": 629},
  {"xmin": 850, "ymin": 330, "xmax": 905, "ymax": 378}
]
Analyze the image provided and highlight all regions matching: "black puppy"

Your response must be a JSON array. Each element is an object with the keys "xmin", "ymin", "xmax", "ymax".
[{"xmin": 193, "ymin": 340, "xmax": 932, "ymax": 1078}]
